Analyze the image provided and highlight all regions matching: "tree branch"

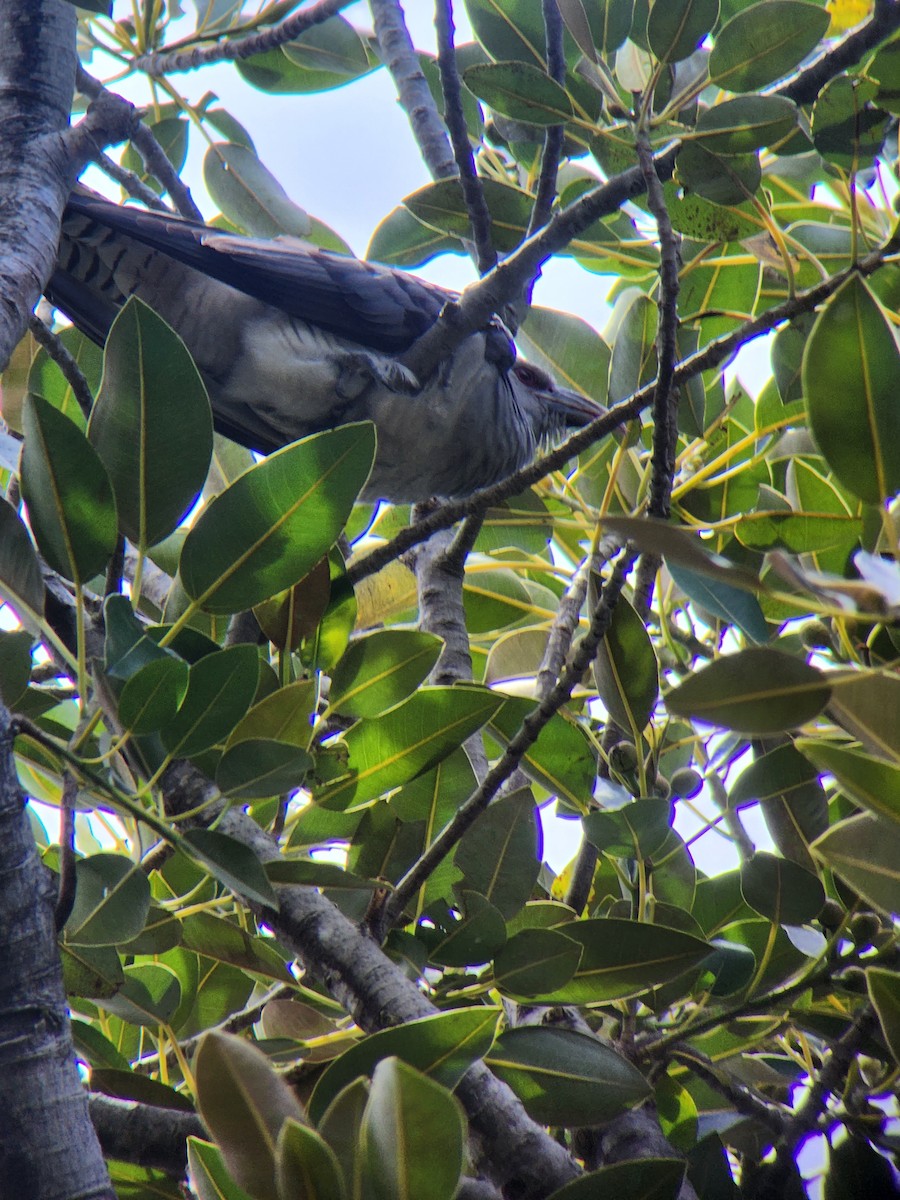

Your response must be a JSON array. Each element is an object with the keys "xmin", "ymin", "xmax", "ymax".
[{"xmin": 133, "ymin": 0, "xmax": 354, "ymax": 76}]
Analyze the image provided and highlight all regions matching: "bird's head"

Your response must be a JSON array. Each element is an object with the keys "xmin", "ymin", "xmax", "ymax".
[{"xmin": 506, "ymin": 360, "xmax": 607, "ymax": 447}]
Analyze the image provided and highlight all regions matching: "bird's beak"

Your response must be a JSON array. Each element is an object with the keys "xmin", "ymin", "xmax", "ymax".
[{"xmin": 542, "ymin": 385, "xmax": 608, "ymax": 429}]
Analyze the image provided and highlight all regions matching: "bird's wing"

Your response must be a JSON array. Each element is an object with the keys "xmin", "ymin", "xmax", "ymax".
[{"xmin": 58, "ymin": 190, "xmax": 454, "ymax": 355}]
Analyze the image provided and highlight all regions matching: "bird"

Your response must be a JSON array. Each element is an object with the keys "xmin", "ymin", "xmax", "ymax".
[{"xmin": 46, "ymin": 190, "xmax": 605, "ymax": 503}]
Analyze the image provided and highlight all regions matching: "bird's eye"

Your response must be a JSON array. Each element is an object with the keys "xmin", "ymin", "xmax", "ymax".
[{"xmin": 512, "ymin": 362, "xmax": 552, "ymax": 391}]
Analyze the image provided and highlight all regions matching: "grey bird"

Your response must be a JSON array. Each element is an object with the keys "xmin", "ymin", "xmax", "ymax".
[{"xmin": 47, "ymin": 191, "xmax": 604, "ymax": 503}]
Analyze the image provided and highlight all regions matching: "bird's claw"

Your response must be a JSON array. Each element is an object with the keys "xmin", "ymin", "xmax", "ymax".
[{"xmin": 335, "ymin": 352, "xmax": 420, "ymax": 400}]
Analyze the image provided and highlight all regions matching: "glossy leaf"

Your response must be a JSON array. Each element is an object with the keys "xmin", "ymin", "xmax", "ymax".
[
  {"xmin": 647, "ymin": 0, "xmax": 718, "ymax": 63},
  {"xmin": 189, "ymin": 1139, "xmax": 256, "ymax": 1200},
  {"xmin": 90, "ymin": 297, "xmax": 213, "ymax": 548},
  {"xmin": 489, "ymin": 699, "xmax": 597, "ymax": 808},
  {"xmin": 117, "ymin": 655, "xmax": 189, "ymax": 734},
  {"xmin": 803, "ymin": 275, "xmax": 900, "ymax": 505},
  {"xmin": 811, "ymin": 814, "xmax": 900, "ymax": 915},
  {"xmin": 204, "ymin": 142, "xmax": 312, "ymax": 238},
  {"xmin": 161, "ymin": 644, "xmax": 260, "ymax": 758},
  {"xmin": 709, "ymin": 2, "xmax": 830, "ymax": 92},
  {"xmin": 867, "ymin": 967, "xmax": 900, "ymax": 1065},
  {"xmin": 328, "ymin": 630, "xmax": 442, "ymax": 718},
  {"xmin": 463, "ymin": 61, "xmax": 574, "ymax": 125},
  {"xmin": 520, "ymin": 918, "xmax": 711, "ymax": 1004},
  {"xmin": 180, "ymin": 424, "xmax": 374, "ymax": 614},
  {"xmin": 275, "ymin": 1119, "xmax": 346, "ymax": 1200},
  {"xmin": 21, "ymin": 393, "xmax": 117, "ymax": 582},
  {"xmin": 593, "ymin": 593, "xmax": 659, "ymax": 733},
  {"xmin": 740, "ymin": 851, "xmax": 825, "ymax": 924},
  {"xmin": 488, "ymin": 1027, "xmax": 650, "ymax": 1125},
  {"xmin": 455, "ymin": 788, "xmax": 540, "ymax": 919},
  {"xmin": 64, "ymin": 853, "xmax": 151, "ymax": 947},
  {"xmin": 195, "ymin": 1031, "xmax": 306, "ymax": 1200},
  {"xmin": 0, "ymin": 500, "xmax": 44, "ymax": 630},
  {"xmin": 216, "ymin": 739, "xmax": 312, "ymax": 801},
  {"xmin": 583, "ymin": 799, "xmax": 673, "ymax": 860},
  {"xmin": 795, "ymin": 739, "xmax": 900, "ymax": 828},
  {"xmin": 492, "ymin": 927, "xmax": 583, "ymax": 997},
  {"xmin": 665, "ymin": 647, "xmax": 830, "ymax": 733},
  {"xmin": 308, "ymin": 1007, "xmax": 501, "ymax": 1125},
  {"xmin": 313, "ymin": 685, "xmax": 501, "ymax": 811},
  {"xmin": 546, "ymin": 1158, "xmax": 686, "ymax": 1200},
  {"xmin": 183, "ymin": 828, "xmax": 279, "ymax": 910},
  {"xmin": 692, "ymin": 95, "xmax": 798, "ymax": 153}
]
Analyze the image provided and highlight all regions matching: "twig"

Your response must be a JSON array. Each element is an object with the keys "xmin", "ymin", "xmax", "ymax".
[
  {"xmin": 91, "ymin": 149, "xmax": 170, "ymax": 211},
  {"xmin": 133, "ymin": 0, "xmax": 353, "ymax": 76},
  {"xmin": 633, "ymin": 125, "xmax": 680, "ymax": 614},
  {"xmin": 27, "ymin": 313, "xmax": 95, "ymax": 420},
  {"xmin": 777, "ymin": 0, "xmax": 900, "ymax": 106},
  {"xmin": 671, "ymin": 1046, "xmax": 789, "ymax": 1137},
  {"xmin": 435, "ymin": 0, "xmax": 496, "ymax": 273},
  {"xmin": 527, "ymin": 0, "xmax": 566, "ymax": 238},
  {"xmin": 351, "ymin": 235, "xmax": 898, "ymax": 587},
  {"xmin": 379, "ymin": 548, "xmax": 636, "ymax": 930}
]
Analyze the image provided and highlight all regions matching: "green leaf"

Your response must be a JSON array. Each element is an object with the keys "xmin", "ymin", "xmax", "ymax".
[
  {"xmin": 546, "ymin": 1158, "xmax": 686, "ymax": 1200},
  {"xmin": 463, "ymin": 61, "xmax": 574, "ymax": 125},
  {"xmin": 692, "ymin": 95, "xmax": 798, "ymax": 154},
  {"xmin": 647, "ymin": 0, "xmax": 719, "ymax": 64},
  {"xmin": 89, "ymin": 297, "xmax": 213, "ymax": 548},
  {"xmin": 867, "ymin": 967, "xmax": 900, "ymax": 1065},
  {"xmin": 180, "ymin": 425, "xmax": 374, "ymax": 615},
  {"xmin": 100, "ymin": 964, "xmax": 182, "ymax": 1027},
  {"xmin": 826, "ymin": 672, "xmax": 900, "ymax": 762},
  {"xmin": 227, "ymin": 681, "xmax": 316, "ymax": 749},
  {"xmin": 183, "ymin": 828, "xmax": 279, "ymax": 910},
  {"xmin": 238, "ymin": 17, "xmax": 373, "ymax": 95},
  {"xmin": 308, "ymin": 1007, "xmax": 501, "ymax": 1125},
  {"xmin": 118, "ymin": 656, "xmax": 190, "ymax": 735},
  {"xmin": 593, "ymin": 594, "xmax": 659, "ymax": 733},
  {"xmin": 195, "ymin": 1032, "xmax": 307, "ymax": 1200},
  {"xmin": 583, "ymin": 799, "xmax": 673, "ymax": 860},
  {"xmin": 64, "ymin": 853, "xmax": 151, "ymax": 947},
  {"xmin": 0, "ymin": 500, "xmax": 44, "ymax": 631},
  {"xmin": 492, "ymin": 927, "xmax": 583, "ymax": 997},
  {"xmin": 28, "ymin": 325, "xmax": 101, "ymax": 428},
  {"xmin": 668, "ymin": 562, "xmax": 770, "ymax": 645},
  {"xmin": 518, "ymin": 306, "xmax": 611, "ymax": 401},
  {"xmin": 313, "ymin": 685, "xmax": 501, "ymax": 811},
  {"xmin": 520, "ymin": 918, "xmax": 711, "ymax": 1003},
  {"xmin": 464, "ymin": 0, "xmax": 551, "ymax": 69},
  {"xmin": 803, "ymin": 275, "xmax": 900, "ymax": 505},
  {"xmin": 455, "ymin": 789, "xmax": 540, "ymax": 919},
  {"xmin": 487, "ymin": 1027, "xmax": 650, "ymax": 1125},
  {"xmin": 0, "ymin": 630, "xmax": 33, "ymax": 706},
  {"xmin": 423, "ymin": 891, "xmax": 507, "ymax": 967},
  {"xmin": 812, "ymin": 813, "xmax": 900, "ymax": 916},
  {"xmin": 328, "ymin": 630, "xmax": 443, "ymax": 718},
  {"xmin": 161, "ymin": 644, "xmax": 260, "ymax": 758},
  {"xmin": 21, "ymin": 393, "xmax": 117, "ymax": 583},
  {"xmin": 181, "ymin": 912, "xmax": 291, "ymax": 980},
  {"xmin": 204, "ymin": 143, "xmax": 311, "ymax": 237},
  {"xmin": 216, "ymin": 739, "xmax": 312, "ymax": 801},
  {"xmin": 188, "ymin": 1138, "xmax": 256, "ymax": 1200},
  {"xmin": 404, "ymin": 178, "xmax": 533, "ymax": 254},
  {"xmin": 676, "ymin": 142, "xmax": 761, "ymax": 206},
  {"xmin": 812, "ymin": 76, "xmax": 888, "ymax": 170},
  {"xmin": 825, "ymin": 1135, "xmax": 900, "ymax": 1200},
  {"xmin": 795, "ymin": 739, "xmax": 900, "ymax": 828},
  {"xmin": 665, "ymin": 647, "xmax": 830, "ymax": 733},
  {"xmin": 362, "ymin": 1059, "xmax": 464, "ymax": 1200},
  {"xmin": 740, "ymin": 851, "xmax": 825, "ymax": 924},
  {"xmin": 709, "ymin": 2, "xmax": 830, "ymax": 92},
  {"xmin": 276, "ymin": 1119, "xmax": 346, "ymax": 1200},
  {"xmin": 489, "ymin": 699, "xmax": 597, "ymax": 808}
]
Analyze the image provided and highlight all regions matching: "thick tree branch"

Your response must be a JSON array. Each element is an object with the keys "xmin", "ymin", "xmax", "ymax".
[
  {"xmin": 159, "ymin": 762, "xmax": 582, "ymax": 1198},
  {"xmin": 0, "ymin": 703, "xmax": 114, "ymax": 1199},
  {"xmin": 87, "ymin": 1095, "xmax": 205, "ymax": 1177},
  {"xmin": 369, "ymin": 0, "xmax": 456, "ymax": 181},
  {"xmin": 0, "ymin": 0, "xmax": 78, "ymax": 373}
]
